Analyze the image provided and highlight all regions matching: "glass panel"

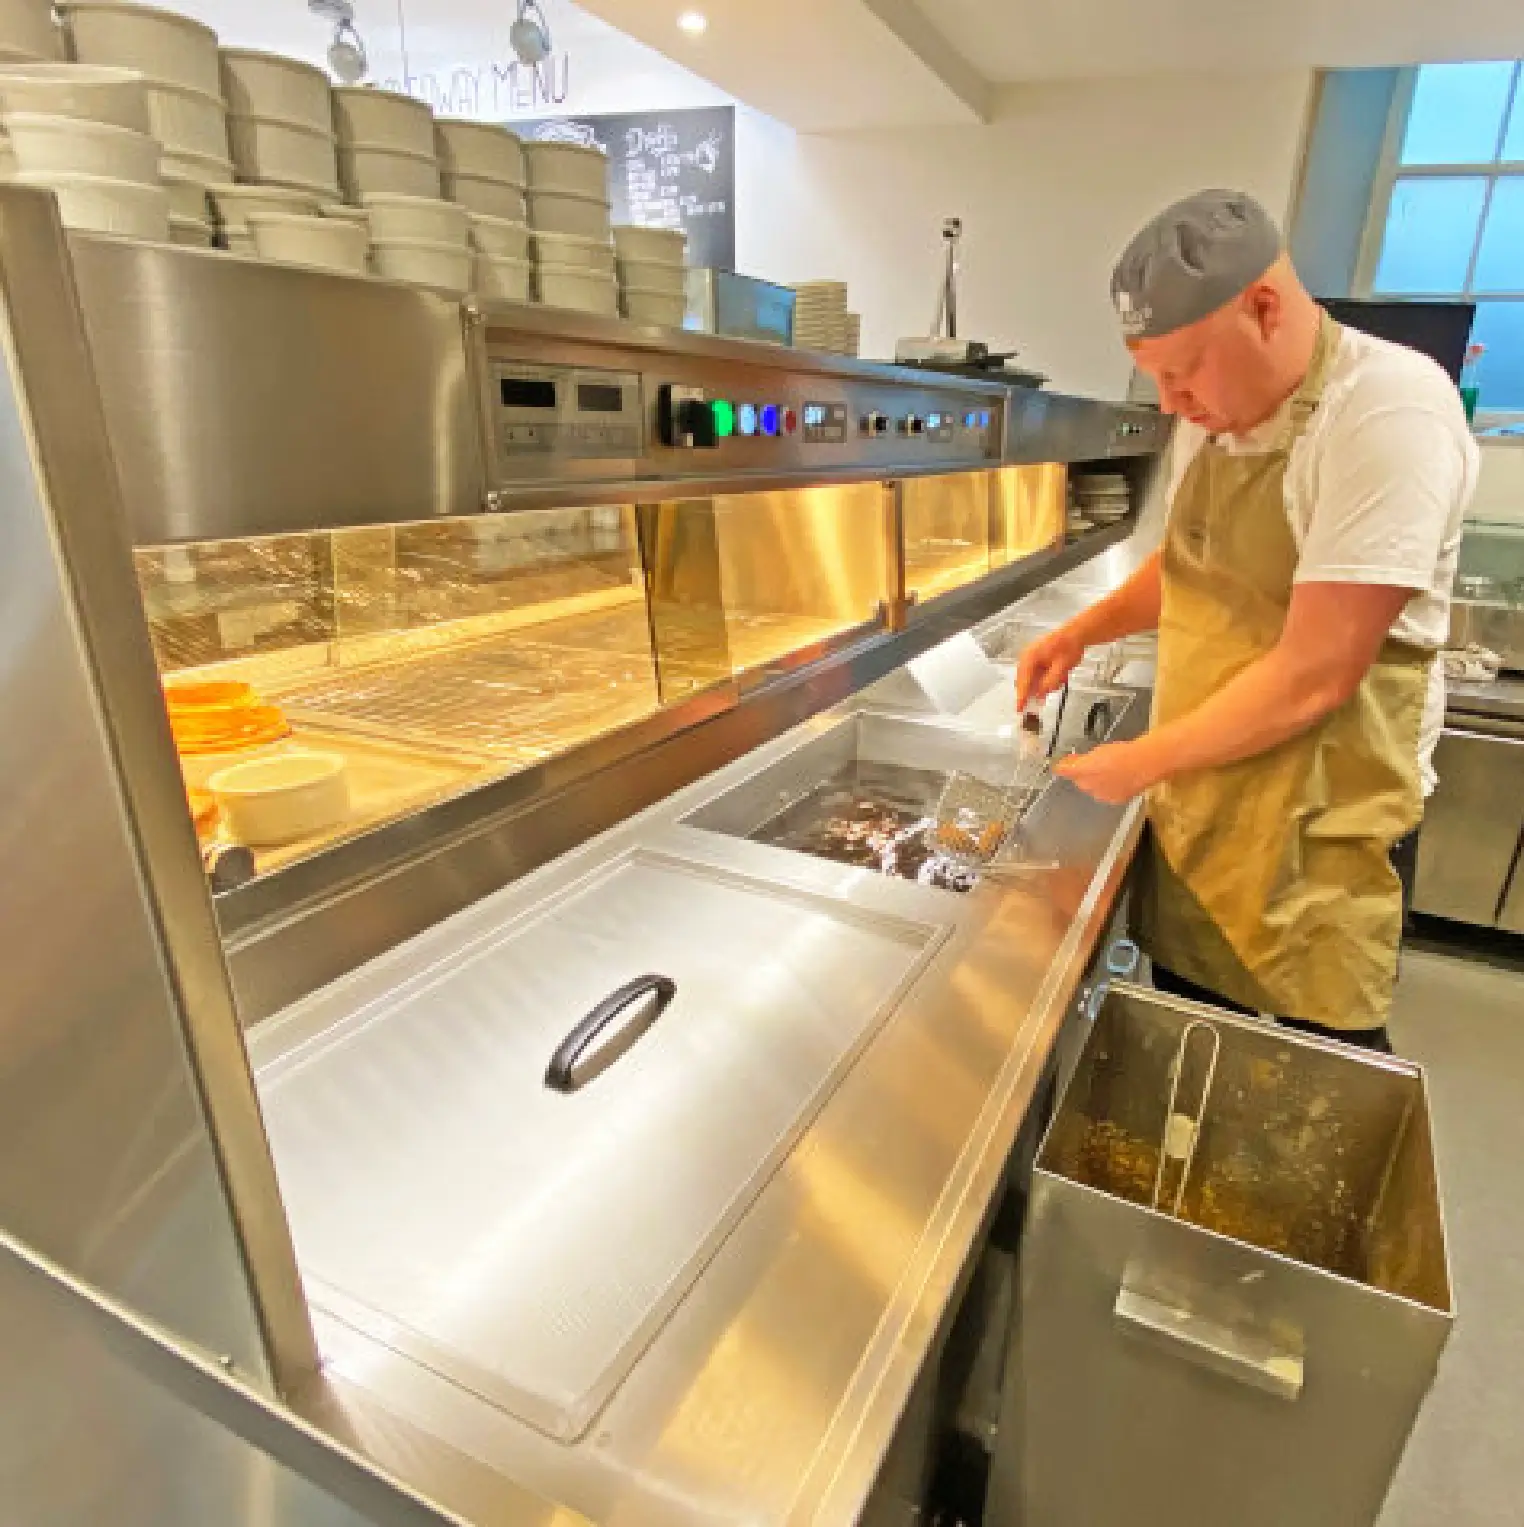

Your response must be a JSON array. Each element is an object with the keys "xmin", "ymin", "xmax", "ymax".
[
  {"xmin": 1473, "ymin": 175, "xmax": 1524, "ymax": 292},
  {"xmin": 902, "ymin": 472, "xmax": 995, "ymax": 603},
  {"xmin": 1469, "ymin": 300, "xmax": 1524, "ymax": 409},
  {"xmin": 991, "ymin": 464, "xmax": 1067, "ymax": 568},
  {"xmin": 1400, "ymin": 61, "xmax": 1516, "ymax": 165},
  {"xmin": 1373, "ymin": 176, "xmax": 1489, "ymax": 294},
  {"xmin": 1504, "ymin": 71, "xmax": 1524, "ymax": 160},
  {"xmin": 135, "ymin": 506, "xmax": 661, "ymax": 877}
]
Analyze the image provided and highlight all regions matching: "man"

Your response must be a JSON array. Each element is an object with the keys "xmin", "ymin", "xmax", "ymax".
[{"xmin": 1018, "ymin": 189, "xmax": 1477, "ymax": 1052}]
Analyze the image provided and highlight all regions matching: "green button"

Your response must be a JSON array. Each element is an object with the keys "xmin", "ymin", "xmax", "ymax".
[{"xmin": 712, "ymin": 398, "xmax": 736, "ymax": 438}]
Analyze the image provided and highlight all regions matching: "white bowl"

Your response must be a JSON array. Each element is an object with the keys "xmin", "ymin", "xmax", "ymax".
[
  {"xmin": 331, "ymin": 85, "xmax": 433, "ymax": 156},
  {"xmin": 227, "ymin": 113, "xmax": 338, "ymax": 198},
  {"xmin": 0, "ymin": 0, "xmax": 62, "ymax": 62},
  {"xmin": 434, "ymin": 117, "xmax": 523, "ymax": 182},
  {"xmin": 0, "ymin": 61, "xmax": 147, "ymax": 132},
  {"xmin": 143, "ymin": 76, "xmax": 226, "ymax": 160},
  {"xmin": 219, "ymin": 47, "xmax": 330, "ymax": 132},
  {"xmin": 371, "ymin": 235, "xmax": 472, "ymax": 295},
  {"xmin": 467, "ymin": 210, "xmax": 528, "ymax": 258},
  {"xmin": 159, "ymin": 144, "xmax": 230, "ymax": 185},
  {"xmin": 360, "ymin": 190, "xmax": 466, "ymax": 245},
  {"xmin": 621, "ymin": 285, "xmax": 688, "ymax": 327},
  {"xmin": 531, "ymin": 227, "xmax": 614, "ymax": 273},
  {"xmin": 535, "ymin": 261, "xmax": 618, "ymax": 315},
  {"xmin": 209, "ymin": 180, "xmax": 318, "ymax": 231},
  {"xmin": 613, "ymin": 223, "xmax": 687, "ymax": 265},
  {"xmin": 60, "ymin": 2, "xmax": 219, "ymax": 97},
  {"xmin": 168, "ymin": 211, "xmax": 211, "ymax": 246},
  {"xmin": 319, "ymin": 200, "xmax": 368, "ymax": 228},
  {"xmin": 474, "ymin": 251, "xmax": 532, "ymax": 301},
  {"xmin": 209, "ymin": 749, "xmax": 350, "ymax": 847},
  {"xmin": 522, "ymin": 138, "xmax": 608, "ymax": 199},
  {"xmin": 162, "ymin": 170, "xmax": 207, "ymax": 219},
  {"xmin": 442, "ymin": 169, "xmax": 525, "ymax": 222},
  {"xmin": 247, "ymin": 210, "xmax": 368, "ymax": 274},
  {"xmin": 221, "ymin": 226, "xmax": 253, "ymax": 255},
  {"xmin": 526, "ymin": 185, "xmax": 611, "ymax": 240},
  {"xmin": 4, "ymin": 110, "xmax": 158, "ymax": 182},
  {"xmin": 15, "ymin": 167, "xmax": 167, "ymax": 237},
  {"xmin": 616, "ymin": 255, "xmax": 686, "ymax": 297},
  {"xmin": 339, "ymin": 141, "xmax": 439, "ymax": 200}
]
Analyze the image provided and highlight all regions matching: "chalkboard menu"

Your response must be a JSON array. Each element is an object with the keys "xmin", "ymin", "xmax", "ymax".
[{"xmin": 510, "ymin": 105, "xmax": 735, "ymax": 270}]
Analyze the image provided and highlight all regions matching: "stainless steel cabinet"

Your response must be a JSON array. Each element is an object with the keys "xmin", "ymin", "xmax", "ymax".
[
  {"xmin": 1499, "ymin": 850, "xmax": 1524, "ymax": 934},
  {"xmin": 1414, "ymin": 726, "xmax": 1524, "ymax": 926}
]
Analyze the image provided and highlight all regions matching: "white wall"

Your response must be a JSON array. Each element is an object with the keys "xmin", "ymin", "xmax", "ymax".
[{"xmin": 738, "ymin": 72, "xmax": 1315, "ymax": 397}]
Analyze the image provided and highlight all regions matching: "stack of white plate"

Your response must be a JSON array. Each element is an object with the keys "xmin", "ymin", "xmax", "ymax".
[
  {"xmin": 208, "ymin": 181, "xmax": 320, "ymax": 255},
  {"xmin": 1, "ymin": 59, "xmax": 168, "ymax": 240},
  {"xmin": 844, "ymin": 311, "xmax": 862, "ymax": 358},
  {"xmin": 246, "ymin": 208, "xmax": 367, "ymax": 276},
  {"xmin": 793, "ymin": 280, "xmax": 850, "ymax": 354},
  {"xmin": 523, "ymin": 139, "xmax": 615, "ymax": 315},
  {"xmin": 59, "ymin": 2, "xmax": 231, "ymax": 188},
  {"xmin": 364, "ymin": 191, "xmax": 472, "ymax": 296},
  {"xmin": 332, "ymin": 85, "xmax": 439, "ymax": 203},
  {"xmin": 1072, "ymin": 472, "xmax": 1131, "ymax": 524},
  {"xmin": 0, "ymin": 0, "xmax": 64, "ymax": 62},
  {"xmin": 220, "ymin": 48, "xmax": 338, "ymax": 203},
  {"xmin": 468, "ymin": 207, "xmax": 531, "ymax": 302},
  {"xmin": 613, "ymin": 223, "xmax": 686, "ymax": 327}
]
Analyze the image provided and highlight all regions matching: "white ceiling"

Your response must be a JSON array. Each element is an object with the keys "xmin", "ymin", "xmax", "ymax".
[{"xmin": 915, "ymin": 0, "xmax": 1524, "ymax": 80}]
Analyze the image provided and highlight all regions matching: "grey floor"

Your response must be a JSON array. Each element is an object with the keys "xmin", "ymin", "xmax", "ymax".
[{"xmin": 1379, "ymin": 943, "xmax": 1524, "ymax": 1526}]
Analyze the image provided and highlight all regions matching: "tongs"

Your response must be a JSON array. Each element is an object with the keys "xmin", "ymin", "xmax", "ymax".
[{"xmin": 932, "ymin": 684, "xmax": 1069, "ymax": 872}]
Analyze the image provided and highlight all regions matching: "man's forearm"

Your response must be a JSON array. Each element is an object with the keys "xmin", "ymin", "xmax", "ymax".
[{"xmin": 1069, "ymin": 552, "xmax": 1163, "ymax": 648}]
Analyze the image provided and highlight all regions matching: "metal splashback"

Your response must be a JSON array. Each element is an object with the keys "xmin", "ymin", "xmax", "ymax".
[{"xmin": 67, "ymin": 235, "xmax": 1163, "ymax": 548}]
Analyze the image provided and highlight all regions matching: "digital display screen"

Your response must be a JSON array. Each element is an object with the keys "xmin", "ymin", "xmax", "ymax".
[
  {"xmin": 578, "ymin": 383, "xmax": 625, "ymax": 414},
  {"xmin": 501, "ymin": 376, "xmax": 557, "ymax": 410},
  {"xmin": 803, "ymin": 404, "xmax": 829, "ymax": 427}
]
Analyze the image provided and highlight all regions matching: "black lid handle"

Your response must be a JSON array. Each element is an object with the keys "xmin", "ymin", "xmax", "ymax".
[{"xmin": 545, "ymin": 974, "xmax": 677, "ymax": 1093}]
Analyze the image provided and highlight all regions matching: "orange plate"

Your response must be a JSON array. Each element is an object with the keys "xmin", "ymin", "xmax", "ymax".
[
  {"xmin": 171, "ymin": 704, "xmax": 291, "ymax": 755},
  {"xmin": 165, "ymin": 680, "xmax": 255, "ymax": 713}
]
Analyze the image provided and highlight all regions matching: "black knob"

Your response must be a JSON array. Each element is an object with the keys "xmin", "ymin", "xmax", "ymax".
[
  {"xmin": 899, "ymin": 415, "xmax": 925, "ymax": 436},
  {"xmin": 658, "ymin": 384, "xmax": 718, "ymax": 449},
  {"xmin": 861, "ymin": 411, "xmax": 889, "ymax": 436}
]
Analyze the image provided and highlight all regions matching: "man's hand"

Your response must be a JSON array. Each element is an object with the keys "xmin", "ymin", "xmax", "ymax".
[
  {"xmin": 1055, "ymin": 739, "xmax": 1163, "ymax": 804},
  {"xmin": 1016, "ymin": 625, "xmax": 1085, "ymax": 711}
]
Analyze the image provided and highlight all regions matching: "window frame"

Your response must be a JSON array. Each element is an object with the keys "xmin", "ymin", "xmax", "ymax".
[{"xmin": 1355, "ymin": 62, "xmax": 1524, "ymax": 423}]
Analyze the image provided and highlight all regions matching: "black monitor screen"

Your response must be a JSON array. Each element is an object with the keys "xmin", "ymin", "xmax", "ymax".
[{"xmin": 1318, "ymin": 299, "xmax": 1476, "ymax": 385}]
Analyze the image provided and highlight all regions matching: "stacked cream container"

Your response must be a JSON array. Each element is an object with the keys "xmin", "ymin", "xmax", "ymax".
[
  {"xmin": 209, "ymin": 181, "xmax": 321, "ymax": 256},
  {"xmin": 364, "ymin": 190, "xmax": 472, "ymax": 295},
  {"xmin": 0, "ymin": 0, "xmax": 65, "ymax": 63},
  {"xmin": 614, "ymin": 224, "xmax": 687, "ymax": 327},
  {"xmin": 524, "ymin": 139, "xmax": 615, "ymax": 315},
  {"xmin": 333, "ymin": 85, "xmax": 439, "ymax": 202},
  {"xmin": 0, "ymin": 59, "xmax": 169, "ymax": 240},
  {"xmin": 220, "ymin": 48, "xmax": 339, "ymax": 206},
  {"xmin": 436, "ymin": 118, "xmax": 531, "ymax": 301},
  {"xmin": 60, "ymin": 1, "xmax": 231, "ymax": 209}
]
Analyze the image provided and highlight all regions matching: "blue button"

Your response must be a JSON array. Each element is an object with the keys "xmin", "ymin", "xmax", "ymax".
[
  {"xmin": 738, "ymin": 402, "xmax": 759, "ymax": 437},
  {"xmin": 979, "ymin": 411, "xmax": 992, "ymax": 429},
  {"xmin": 760, "ymin": 403, "xmax": 780, "ymax": 437}
]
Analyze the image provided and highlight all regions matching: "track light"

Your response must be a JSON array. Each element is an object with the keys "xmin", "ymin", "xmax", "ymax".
[
  {"xmin": 309, "ymin": 0, "xmax": 369, "ymax": 83},
  {"xmin": 510, "ymin": 0, "xmax": 553, "ymax": 65}
]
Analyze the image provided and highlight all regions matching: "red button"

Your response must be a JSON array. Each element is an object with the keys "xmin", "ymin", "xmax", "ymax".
[{"xmin": 782, "ymin": 408, "xmax": 798, "ymax": 434}]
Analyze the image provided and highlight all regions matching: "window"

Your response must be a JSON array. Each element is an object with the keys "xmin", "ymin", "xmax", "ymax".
[{"xmin": 1363, "ymin": 60, "xmax": 1524, "ymax": 414}]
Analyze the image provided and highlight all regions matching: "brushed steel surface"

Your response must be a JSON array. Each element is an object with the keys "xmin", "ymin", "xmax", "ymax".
[
  {"xmin": 1005, "ymin": 389, "xmax": 1171, "ymax": 464},
  {"xmin": 239, "ymin": 628, "xmax": 1151, "ymax": 1527},
  {"xmin": 0, "ymin": 187, "xmax": 311, "ymax": 1388},
  {"xmin": 69, "ymin": 235, "xmax": 485, "ymax": 545},
  {"xmin": 223, "ymin": 523, "xmax": 1135, "ymax": 1021},
  {"xmin": 253, "ymin": 851, "xmax": 943, "ymax": 1442},
  {"xmin": 1498, "ymin": 841, "xmax": 1524, "ymax": 934},
  {"xmin": 1413, "ymin": 727, "xmax": 1524, "ymax": 924},
  {"xmin": 1000, "ymin": 984, "xmax": 1451, "ymax": 1527}
]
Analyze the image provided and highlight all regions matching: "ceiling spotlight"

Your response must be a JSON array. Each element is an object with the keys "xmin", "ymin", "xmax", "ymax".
[
  {"xmin": 510, "ymin": 0, "xmax": 553, "ymax": 65},
  {"xmin": 309, "ymin": 0, "xmax": 368, "ymax": 82},
  {"xmin": 678, "ymin": 10, "xmax": 708, "ymax": 34}
]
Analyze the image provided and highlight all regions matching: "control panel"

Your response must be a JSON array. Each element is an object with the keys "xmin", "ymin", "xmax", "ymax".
[{"xmin": 481, "ymin": 328, "xmax": 1007, "ymax": 489}]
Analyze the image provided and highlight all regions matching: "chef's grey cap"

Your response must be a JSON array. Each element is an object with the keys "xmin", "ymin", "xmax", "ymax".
[{"xmin": 1111, "ymin": 189, "xmax": 1282, "ymax": 340}]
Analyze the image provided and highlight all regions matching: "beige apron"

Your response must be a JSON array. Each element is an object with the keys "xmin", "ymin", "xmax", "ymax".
[{"xmin": 1134, "ymin": 317, "xmax": 1430, "ymax": 1031}]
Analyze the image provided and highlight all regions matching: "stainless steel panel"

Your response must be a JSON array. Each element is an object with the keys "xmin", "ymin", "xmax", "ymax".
[
  {"xmin": 252, "ymin": 851, "xmax": 943, "ymax": 1442},
  {"xmin": 999, "ymin": 984, "xmax": 1451, "ymax": 1527},
  {"xmin": 1498, "ymin": 843, "xmax": 1524, "ymax": 933},
  {"xmin": 69, "ymin": 235, "xmax": 484, "ymax": 545},
  {"xmin": 1006, "ymin": 389, "xmax": 1170, "ymax": 463},
  {"xmin": 1413, "ymin": 727, "xmax": 1524, "ymax": 924},
  {"xmin": 0, "ymin": 187, "xmax": 308, "ymax": 1386}
]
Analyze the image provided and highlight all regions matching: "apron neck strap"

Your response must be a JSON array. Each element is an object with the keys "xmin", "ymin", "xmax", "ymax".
[{"xmin": 1284, "ymin": 312, "xmax": 1342, "ymax": 444}]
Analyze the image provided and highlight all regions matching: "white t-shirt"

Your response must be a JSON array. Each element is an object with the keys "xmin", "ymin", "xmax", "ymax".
[{"xmin": 1162, "ymin": 325, "xmax": 1480, "ymax": 796}]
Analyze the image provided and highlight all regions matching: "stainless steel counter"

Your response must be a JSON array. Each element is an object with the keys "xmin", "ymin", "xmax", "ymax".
[{"xmin": 250, "ymin": 611, "xmax": 1147, "ymax": 1527}]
